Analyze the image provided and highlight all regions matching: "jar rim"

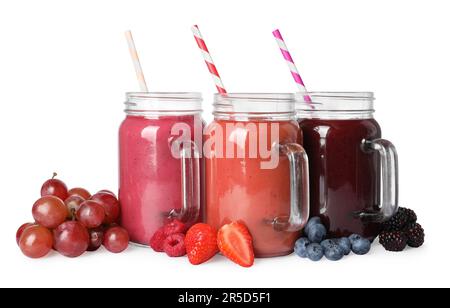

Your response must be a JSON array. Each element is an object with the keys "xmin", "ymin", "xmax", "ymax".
[{"xmin": 125, "ymin": 92, "xmax": 203, "ymax": 115}]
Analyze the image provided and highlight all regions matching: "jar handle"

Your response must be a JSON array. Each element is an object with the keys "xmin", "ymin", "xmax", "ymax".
[
  {"xmin": 361, "ymin": 139, "xmax": 399, "ymax": 221},
  {"xmin": 170, "ymin": 140, "xmax": 201, "ymax": 223},
  {"xmin": 273, "ymin": 143, "xmax": 310, "ymax": 232}
]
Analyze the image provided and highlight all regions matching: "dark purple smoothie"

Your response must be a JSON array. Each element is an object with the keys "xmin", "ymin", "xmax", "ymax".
[{"xmin": 298, "ymin": 118, "xmax": 382, "ymax": 240}]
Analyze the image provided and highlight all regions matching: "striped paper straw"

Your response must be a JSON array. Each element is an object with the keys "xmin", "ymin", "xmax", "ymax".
[
  {"xmin": 191, "ymin": 25, "xmax": 227, "ymax": 94},
  {"xmin": 125, "ymin": 30, "xmax": 148, "ymax": 92},
  {"xmin": 272, "ymin": 29, "xmax": 312, "ymax": 104}
]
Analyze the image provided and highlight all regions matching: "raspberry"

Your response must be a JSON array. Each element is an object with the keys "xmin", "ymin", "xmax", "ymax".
[
  {"xmin": 163, "ymin": 233, "xmax": 186, "ymax": 257},
  {"xmin": 163, "ymin": 219, "xmax": 186, "ymax": 236},
  {"xmin": 149, "ymin": 228, "xmax": 166, "ymax": 252}
]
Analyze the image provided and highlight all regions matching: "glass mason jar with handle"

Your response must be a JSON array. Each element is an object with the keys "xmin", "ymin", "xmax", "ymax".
[
  {"xmin": 296, "ymin": 92, "xmax": 398, "ymax": 240},
  {"xmin": 205, "ymin": 93, "xmax": 310, "ymax": 257},
  {"xmin": 119, "ymin": 92, "xmax": 203, "ymax": 245}
]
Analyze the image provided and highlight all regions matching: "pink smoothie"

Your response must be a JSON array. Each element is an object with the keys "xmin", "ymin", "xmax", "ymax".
[{"xmin": 119, "ymin": 114, "xmax": 202, "ymax": 245}]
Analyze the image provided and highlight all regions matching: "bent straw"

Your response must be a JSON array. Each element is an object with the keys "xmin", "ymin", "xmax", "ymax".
[
  {"xmin": 125, "ymin": 30, "xmax": 148, "ymax": 92},
  {"xmin": 191, "ymin": 25, "xmax": 227, "ymax": 94}
]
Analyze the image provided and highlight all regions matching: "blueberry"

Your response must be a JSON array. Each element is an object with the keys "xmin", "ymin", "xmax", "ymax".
[
  {"xmin": 324, "ymin": 246, "xmax": 344, "ymax": 261},
  {"xmin": 320, "ymin": 239, "xmax": 338, "ymax": 251},
  {"xmin": 294, "ymin": 237, "xmax": 310, "ymax": 258},
  {"xmin": 349, "ymin": 234, "xmax": 362, "ymax": 244},
  {"xmin": 307, "ymin": 224, "xmax": 327, "ymax": 243},
  {"xmin": 304, "ymin": 217, "xmax": 322, "ymax": 236},
  {"xmin": 306, "ymin": 243, "xmax": 324, "ymax": 261},
  {"xmin": 336, "ymin": 238, "xmax": 351, "ymax": 255},
  {"xmin": 351, "ymin": 238, "xmax": 371, "ymax": 255}
]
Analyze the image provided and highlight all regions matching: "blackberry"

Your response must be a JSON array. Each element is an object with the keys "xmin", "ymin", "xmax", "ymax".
[
  {"xmin": 382, "ymin": 207, "xmax": 417, "ymax": 231},
  {"xmin": 405, "ymin": 223, "xmax": 425, "ymax": 248},
  {"xmin": 379, "ymin": 231, "xmax": 407, "ymax": 252}
]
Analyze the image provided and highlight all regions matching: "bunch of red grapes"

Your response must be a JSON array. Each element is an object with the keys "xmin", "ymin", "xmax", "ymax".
[{"xmin": 16, "ymin": 173, "xmax": 129, "ymax": 258}]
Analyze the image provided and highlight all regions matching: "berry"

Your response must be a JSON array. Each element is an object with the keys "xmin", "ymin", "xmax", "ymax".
[
  {"xmin": 163, "ymin": 233, "xmax": 186, "ymax": 257},
  {"xmin": 217, "ymin": 222, "xmax": 254, "ymax": 267},
  {"xmin": 307, "ymin": 224, "xmax": 327, "ymax": 243},
  {"xmin": 97, "ymin": 190, "xmax": 117, "ymax": 198},
  {"xmin": 349, "ymin": 234, "xmax": 362, "ymax": 244},
  {"xmin": 304, "ymin": 217, "xmax": 321, "ymax": 236},
  {"xmin": 351, "ymin": 238, "xmax": 371, "ymax": 255},
  {"xmin": 40, "ymin": 173, "xmax": 68, "ymax": 201},
  {"xmin": 149, "ymin": 228, "xmax": 166, "ymax": 252},
  {"xmin": 76, "ymin": 200, "xmax": 105, "ymax": 228},
  {"xmin": 405, "ymin": 223, "xmax": 425, "ymax": 248},
  {"xmin": 103, "ymin": 226, "xmax": 129, "ymax": 253},
  {"xmin": 53, "ymin": 221, "xmax": 89, "ymax": 258},
  {"xmin": 294, "ymin": 237, "xmax": 310, "ymax": 258},
  {"xmin": 306, "ymin": 243, "xmax": 324, "ymax": 261},
  {"xmin": 336, "ymin": 238, "xmax": 351, "ymax": 255},
  {"xmin": 379, "ymin": 231, "xmax": 407, "ymax": 252},
  {"xmin": 90, "ymin": 192, "xmax": 120, "ymax": 224},
  {"xmin": 382, "ymin": 207, "xmax": 417, "ymax": 232},
  {"xmin": 16, "ymin": 223, "xmax": 34, "ymax": 245},
  {"xmin": 32, "ymin": 196, "xmax": 68, "ymax": 229},
  {"xmin": 324, "ymin": 245, "xmax": 344, "ymax": 261},
  {"xmin": 320, "ymin": 239, "xmax": 339, "ymax": 251},
  {"xmin": 163, "ymin": 219, "xmax": 186, "ymax": 236},
  {"xmin": 186, "ymin": 223, "xmax": 218, "ymax": 265},
  {"xmin": 19, "ymin": 225, "xmax": 53, "ymax": 258},
  {"xmin": 68, "ymin": 188, "xmax": 91, "ymax": 200}
]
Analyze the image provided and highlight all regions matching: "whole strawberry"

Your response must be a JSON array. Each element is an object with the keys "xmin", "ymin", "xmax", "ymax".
[{"xmin": 185, "ymin": 223, "xmax": 218, "ymax": 265}]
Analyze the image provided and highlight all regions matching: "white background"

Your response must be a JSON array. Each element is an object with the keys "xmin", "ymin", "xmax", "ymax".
[{"xmin": 0, "ymin": 0, "xmax": 448, "ymax": 288}]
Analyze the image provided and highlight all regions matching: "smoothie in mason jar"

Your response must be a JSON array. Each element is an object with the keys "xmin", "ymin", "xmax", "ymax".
[
  {"xmin": 119, "ymin": 93, "xmax": 203, "ymax": 245},
  {"xmin": 205, "ymin": 93, "xmax": 309, "ymax": 257}
]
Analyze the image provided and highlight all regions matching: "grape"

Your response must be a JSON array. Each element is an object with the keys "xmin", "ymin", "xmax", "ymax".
[
  {"xmin": 40, "ymin": 173, "xmax": 68, "ymax": 200},
  {"xmin": 87, "ymin": 227, "xmax": 104, "ymax": 252},
  {"xmin": 76, "ymin": 200, "xmax": 105, "ymax": 228},
  {"xmin": 53, "ymin": 221, "xmax": 89, "ymax": 258},
  {"xmin": 68, "ymin": 187, "xmax": 91, "ymax": 200},
  {"xmin": 19, "ymin": 225, "xmax": 53, "ymax": 258},
  {"xmin": 91, "ymin": 192, "xmax": 120, "ymax": 224},
  {"xmin": 97, "ymin": 190, "xmax": 117, "ymax": 198},
  {"xmin": 16, "ymin": 222, "xmax": 35, "ymax": 245},
  {"xmin": 32, "ymin": 196, "xmax": 68, "ymax": 229},
  {"xmin": 103, "ymin": 226, "xmax": 129, "ymax": 253},
  {"xmin": 64, "ymin": 195, "xmax": 85, "ymax": 219}
]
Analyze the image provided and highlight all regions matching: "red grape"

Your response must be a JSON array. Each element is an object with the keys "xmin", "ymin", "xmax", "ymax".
[
  {"xmin": 76, "ymin": 200, "xmax": 105, "ymax": 228},
  {"xmin": 16, "ymin": 222, "xmax": 35, "ymax": 245},
  {"xmin": 91, "ymin": 192, "xmax": 120, "ymax": 224},
  {"xmin": 53, "ymin": 221, "xmax": 89, "ymax": 258},
  {"xmin": 32, "ymin": 196, "xmax": 68, "ymax": 229},
  {"xmin": 103, "ymin": 226, "xmax": 129, "ymax": 253},
  {"xmin": 87, "ymin": 227, "xmax": 104, "ymax": 252},
  {"xmin": 68, "ymin": 187, "xmax": 91, "ymax": 200},
  {"xmin": 97, "ymin": 190, "xmax": 117, "ymax": 198},
  {"xmin": 19, "ymin": 225, "xmax": 53, "ymax": 258},
  {"xmin": 40, "ymin": 173, "xmax": 68, "ymax": 200},
  {"xmin": 64, "ymin": 195, "xmax": 85, "ymax": 219}
]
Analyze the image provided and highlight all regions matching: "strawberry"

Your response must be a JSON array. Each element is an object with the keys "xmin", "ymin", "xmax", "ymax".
[
  {"xmin": 185, "ymin": 223, "xmax": 218, "ymax": 265},
  {"xmin": 217, "ymin": 221, "xmax": 255, "ymax": 267}
]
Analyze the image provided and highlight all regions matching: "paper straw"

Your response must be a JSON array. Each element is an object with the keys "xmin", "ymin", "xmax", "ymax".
[
  {"xmin": 124, "ymin": 30, "xmax": 148, "ymax": 92},
  {"xmin": 191, "ymin": 25, "xmax": 227, "ymax": 94},
  {"xmin": 272, "ymin": 29, "xmax": 312, "ymax": 104}
]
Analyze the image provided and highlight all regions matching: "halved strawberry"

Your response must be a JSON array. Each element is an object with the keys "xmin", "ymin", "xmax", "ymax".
[
  {"xmin": 185, "ymin": 223, "xmax": 218, "ymax": 265},
  {"xmin": 217, "ymin": 221, "xmax": 255, "ymax": 267}
]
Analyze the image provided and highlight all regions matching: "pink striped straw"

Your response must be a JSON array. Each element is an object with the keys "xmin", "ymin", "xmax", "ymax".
[
  {"xmin": 125, "ymin": 30, "xmax": 148, "ymax": 92},
  {"xmin": 191, "ymin": 25, "xmax": 227, "ymax": 94},
  {"xmin": 272, "ymin": 29, "xmax": 313, "ymax": 105}
]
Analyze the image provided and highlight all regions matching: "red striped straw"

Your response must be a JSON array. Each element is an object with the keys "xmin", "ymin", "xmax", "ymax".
[
  {"xmin": 125, "ymin": 30, "xmax": 148, "ymax": 92},
  {"xmin": 191, "ymin": 25, "xmax": 227, "ymax": 94},
  {"xmin": 272, "ymin": 29, "xmax": 312, "ymax": 105}
]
